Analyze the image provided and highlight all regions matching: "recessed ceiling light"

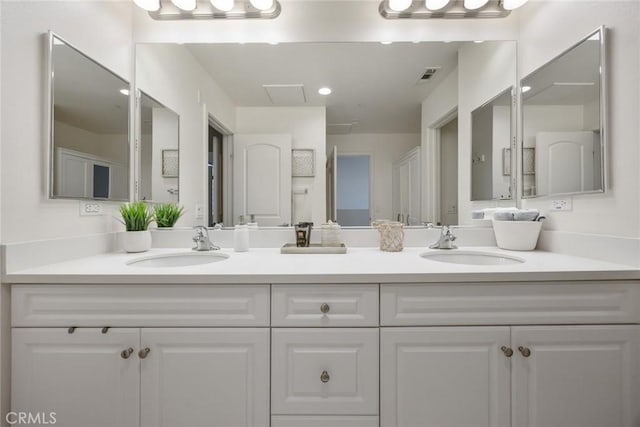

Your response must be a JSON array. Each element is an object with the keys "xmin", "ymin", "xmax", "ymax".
[
  {"xmin": 210, "ymin": 0, "xmax": 235, "ymax": 11},
  {"xmin": 521, "ymin": 86, "xmax": 531, "ymax": 93},
  {"xmin": 502, "ymin": 0, "xmax": 528, "ymax": 10},
  {"xmin": 133, "ymin": 0, "xmax": 160, "ymax": 11},
  {"xmin": 171, "ymin": 0, "xmax": 196, "ymax": 11},
  {"xmin": 318, "ymin": 87, "xmax": 332, "ymax": 96},
  {"xmin": 473, "ymin": 40, "xmax": 484, "ymax": 44},
  {"xmin": 425, "ymin": 0, "xmax": 450, "ymax": 11},
  {"xmin": 464, "ymin": 0, "xmax": 489, "ymax": 10},
  {"xmin": 120, "ymin": 89, "xmax": 130, "ymax": 96},
  {"xmin": 380, "ymin": 41, "xmax": 393, "ymax": 45},
  {"xmin": 389, "ymin": 0, "xmax": 412, "ymax": 12},
  {"xmin": 250, "ymin": 0, "xmax": 274, "ymax": 10}
]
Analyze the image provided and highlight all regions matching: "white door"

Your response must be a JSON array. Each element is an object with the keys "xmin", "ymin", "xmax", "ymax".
[
  {"xmin": 233, "ymin": 134, "xmax": 292, "ymax": 226},
  {"xmin": 140, "ymin": 328, "xmax": 270, "ymax": 427},
  {"xmin": 535, "ymin": 131, "xmax": 596, "ymax": 195},
  {"xmin": 381, "ymin": 327, "xmax": 511, "ymax": 427},
  {"xmin": 326, "ymin": 145, "xmax": 337, "ymax": 222},
  {"xmin": 271, "ymin": 328, "xmax": 379, "ymax": 415},
  {"xmin": 12, "ymin": 328, "xmax": 139, "ymax": 427},
  {"xmin": 512, "ymin": 325, "xmax": 640, "ymax": 427},
  {"xmin": 392, "ymin": 147, "xmax": 421, "ymax": 225},
  {"xmin": 55, "ymin": 148, "xmax": 90, "ymax": 198}
]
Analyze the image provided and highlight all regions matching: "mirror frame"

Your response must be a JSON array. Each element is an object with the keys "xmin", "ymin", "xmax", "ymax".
[
  {"xmin": 470, "ymin": 85, "xmax": 515, "ymax": 202},
  {"xmin": 519, "ymin": 25, "xmax": 607, "ymax": 199},
  {"xmin": 46, "ymin": 31, "xmax": 131, "ymax": 202}
]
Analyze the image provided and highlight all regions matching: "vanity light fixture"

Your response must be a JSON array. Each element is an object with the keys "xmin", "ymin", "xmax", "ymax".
[
  {"xmin": 137, "ymin": 0, "xmax": 281, "ymax": 20},
  {"xmin": 171, "ymin": 0, "xmax": 196, "ymax": 11},
  {"xmin": 389, "ymin": 0, "xmax": 412, "ymax": 12},
  {"xmin": 210, "ymin": 0, "xmax": 234, "ymax": 11},
  {"xmin": 133, "ymin": 0, "xmax": 160, "ymax": 11},
  {"xmin": 425, "ymin": 0, "xmax": 450, "ymax": 10},
  {"xmin": 380, "ymin": 0, "xmax": 513, "ymax": 19},
  {"xmin": 318, "ymin": 87, "xmax": 332, "ymax": 96}
]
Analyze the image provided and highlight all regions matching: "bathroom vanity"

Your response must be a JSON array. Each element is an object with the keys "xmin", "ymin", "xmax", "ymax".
[{"xmin": 5, "ymin": 247, "xmax": 640, "ymax": 427}]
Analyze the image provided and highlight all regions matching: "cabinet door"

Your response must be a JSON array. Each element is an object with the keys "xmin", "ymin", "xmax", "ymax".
[
  {"xmin": 140, "ymin": 328, "xmax": 269, "ymax": 427},
  {"xmin": 512, "ymin": 325, "xmax": 640, "ymax": 427},
  {"xmin": 381, "ymin": 327, "xmax": 510, "ymax": 427},
  {"xmin": 12, "ymin": 328, "xmax": 139, "ymax": 427}
]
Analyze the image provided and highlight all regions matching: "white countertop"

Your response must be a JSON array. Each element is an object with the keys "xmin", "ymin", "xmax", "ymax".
[{"xmin": 3, "ymin": 246, "xmax": 639, "ymax": 284}]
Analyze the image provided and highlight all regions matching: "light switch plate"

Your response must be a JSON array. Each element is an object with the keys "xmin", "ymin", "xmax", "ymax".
[
  {"xmin": 80, "ymin": 201, "xmax": 103, "ymax": 216},
  {"xmin": 195, "ymin": 204, "xmax": 204, "ymax": 219},
  {"xmin": 550, "ymin": 198, "xmax": 572, "ymax": 211}
]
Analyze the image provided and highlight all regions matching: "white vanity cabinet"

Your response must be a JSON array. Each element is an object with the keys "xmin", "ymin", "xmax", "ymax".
[
  {"xmin": 380, "ymin": 283, "xmax": 640, "ymax": 427},
  {"xmin": 11, "ymin": 284, "xmax": 271, "ymax": 427}
]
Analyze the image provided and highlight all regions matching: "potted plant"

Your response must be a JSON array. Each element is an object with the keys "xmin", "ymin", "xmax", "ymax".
[
  {"xmin": 154, "ymin": 203, "xmax": 185, "ymax": 228},
  {"xmin": 119, "ymin": 202, "xmax": 154, "ymax": 253}
]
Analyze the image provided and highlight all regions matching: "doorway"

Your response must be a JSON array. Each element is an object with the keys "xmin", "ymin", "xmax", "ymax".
[
  {"xmin": 208, "ymin": 125, "xmax": 224, "ymax": 227},
  {"xmin": 336, "ymin": 154, "xmax": 371, "ymax": 226},
  {"xmin": 439, "ymin": 118, "xmax": 458, "ymax": 225}
]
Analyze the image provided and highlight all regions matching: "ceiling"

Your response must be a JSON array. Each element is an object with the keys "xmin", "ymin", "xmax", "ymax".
[{"xmin": 186, "ymin": 42, "xmax": 461, "ymax": 134}]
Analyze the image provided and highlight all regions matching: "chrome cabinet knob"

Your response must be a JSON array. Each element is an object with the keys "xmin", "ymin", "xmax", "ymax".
[
  {"xmin": 120, "ymin": 348, "xmax": 134, "ymax": 359},
  {"xmin": 500, "ymin": 346, "xmax": 513, "ymax": 357},
  {"xmin": 518, "ymin": 346, "xmax": 531, "ymax": 357},
  {"xmin": 320, "ymin": 370, "xmax": 330, "ymax": 383},
  {"xmin": 320, "ymin": 303, "xmax": 330, "ymax": 314},
  {"xmin": 138, "ymin": 347, "xmax": 151, "ymax": 359}
]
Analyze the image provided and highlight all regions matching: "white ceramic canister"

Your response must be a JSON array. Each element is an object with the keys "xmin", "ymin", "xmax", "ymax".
[
  {"xmin": 121, "ymin": 230, "xmax": 152, "ymax": 253},
  {"xmin": 234, "ymin": 224, "xmax": 250, "ymax": 252}
]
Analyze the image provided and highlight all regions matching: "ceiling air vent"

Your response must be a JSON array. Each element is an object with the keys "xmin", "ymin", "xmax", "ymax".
[{"xmin": 420, "ymin": 67, "xmax": 440, "ymax": 81}]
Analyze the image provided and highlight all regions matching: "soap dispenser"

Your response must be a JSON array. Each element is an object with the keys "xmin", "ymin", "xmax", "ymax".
[{"xmin": 234, "ymin": 223, "xmax": 249, "ymax": 252}]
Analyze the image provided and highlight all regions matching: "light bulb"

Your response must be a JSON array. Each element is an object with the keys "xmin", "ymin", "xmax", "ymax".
[
  {"xmin": 425, "ymin": 0, "xmax": 450, "ymax": 10},
  {"xmin": 318, "ymin": 87, "xmax": 332, "ymax": 96},
  {"xmin": 464, "ymin": 0, "xmax": 489, "ymax": 10},
  {"xmin": 502, "ymin": 0, "xmax": 528, "ymax": 10},
  {"xmin": 133, "ymin": 0, "xmax": 160, "ymax": 11},
  {"xmin": 210, "ymin": 0, "xmax": 234, "ymax": 11},
  {"xmin": 521, "ymin": 86, "xmax": 531, "ymax": 93},
  {"xmin": 389, "ymin": 0, "xmax": 412, "ymax": 12},
  {"xmin": 250, "ymin": 0, "xmax": 274, "ymax": 10},
  {"xmin": 120, "ymin": 89, "xmax": 130, "ymax": 96},
  {"xmin": 171, "ymin": 0, "xmax": 197, "ymax": 11}
]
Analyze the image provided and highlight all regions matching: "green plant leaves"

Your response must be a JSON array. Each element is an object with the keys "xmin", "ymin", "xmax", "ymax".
[
  {"xmin": 154, "ymin": 203, "xmax": 185, "ymax": 228},
  {"xmin": 119, "ymin": 202, "xmax": 154, "ymax": 231}
]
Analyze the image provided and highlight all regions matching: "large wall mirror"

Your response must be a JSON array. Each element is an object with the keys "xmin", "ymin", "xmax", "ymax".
[
  {"xmin": 137, "ymin": 91, "xmax": 180, "ymax": 203},
  {"xmin": 471, "ymin": 87, "xmax": 513, "ymax": 201},
  {"xmin": 521, "ymin": 26, "xmax": 606, "ymax": 198},
  {"xmin": 48, "ymin": 32, "xmax": 130, "ymax": 201},
  {"xmin": 135, "ymin": 41, "xmax": 516, "ymax": 227}
]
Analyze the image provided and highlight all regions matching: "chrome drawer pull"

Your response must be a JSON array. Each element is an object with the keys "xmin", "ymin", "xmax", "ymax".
[
  {"xmin": 320, "ymin": 303, "xmax": 330, "ymax": 314},
  {"xmin": 518, "ymin": 346, "xmax": 531, "ymax": 357},
  {"xmin": 320, "ymin": 370, "xmax": 330, "ymax": 383},
  {"xmin": 120, "ymin": 348, "xmax": 134, "ymax": 359},
  {"xmin": 501, "ymin": 346, "xmax": 513, "ymax": 357},
  {"xmin": 138, "ymin": 347, "xmax": 151, "ymax": 359}
]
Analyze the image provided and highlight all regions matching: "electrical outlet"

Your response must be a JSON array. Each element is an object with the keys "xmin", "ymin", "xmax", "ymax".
[
  {"xmin": 80, "ymin": 201, "xmax": 103, "ymax": 216},
  {"xmin": 195, "ymin": 204, "xmax": 204, "ymax": 219},
  {"xmin": 550, "ymin": 198, "xmax": 572, "ymax": 211}
]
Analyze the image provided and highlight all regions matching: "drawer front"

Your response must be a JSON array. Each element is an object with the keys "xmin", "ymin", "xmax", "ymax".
[
  {"xmin": 381, "ymin": 282, "xmax": 640, "ymax": 326},
  {"xmin": 272, "ymin": 284, "xmax": 378, "ymax": 327},
  {"xmin": 12, "ymin": 284, "xmax": 270, "ymax": 327},
  {"xmin": 271, "ymin": 328, "xmax": 379, "ymax": 415},
  {"xmin": 271, "ymin": 416, "xmax": 379, "ymax": 427}
]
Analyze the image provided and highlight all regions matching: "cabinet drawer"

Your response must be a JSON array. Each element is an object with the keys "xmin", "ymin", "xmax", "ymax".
[
  {"xmin": 12, "ymin": 284, "xmax": 270, "ymax": 327},
  {"xmin": 272, "ymin": 284, "xmax": 378, "ymax": 327},
  {"xmin": 271, "ymin": 328, "xmax": 379, "ymax": 415},
  {"xmin": 271, "ymin": 416, "xmax": 379, "ymax": 427},
  {"xmin": 381, "ymin": 282, "xmax": 640, "ymax": 326}
]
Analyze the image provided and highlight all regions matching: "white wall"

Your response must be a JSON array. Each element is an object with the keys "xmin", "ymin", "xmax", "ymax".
[
  {"xmin": 492, "ymin": 105, "xmax": 511, "ymax": 199},
  {"xmin": 151, "ymin": 107, "xmax": 179, "ymax": 203},
  {"xmin": 440, "ymin": 118, "xmax": 458, "ymax": 225},
  {"xmin": 55, "ymin": 120, "xmax": 129, "ymax": 166},
  {"xmin": 458, "ymin": 41, "xmax": 517, "ymax": 224},
  {"xmin": 236, "ymin": 106, "xmax": 326, "ymax": 225},
  {"xmin": 518, "ymin": 0, "xmax": 640, "ymax": 238},
  {"xmin": 1, "ymin": 1, "xmax": 133, "ymax": 243},
  {"xmin": 328, "ymin": 133, "xmax": 420, "ymax": 221},
  {"xmin": 135, "ymin": 44, "xmax": 236, "ymax": 226}
]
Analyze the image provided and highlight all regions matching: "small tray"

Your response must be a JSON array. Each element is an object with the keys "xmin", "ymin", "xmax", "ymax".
[{"xmin": 280, "ymin": 243, "xmax": 347, "ymax": 254}]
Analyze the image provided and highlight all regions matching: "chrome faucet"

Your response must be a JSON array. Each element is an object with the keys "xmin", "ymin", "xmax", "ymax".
[
  {"xmin": 192, "ymin": 226, "xmax": 220, "ymax": 251},
  {"xmin": 429, "ymin": 225, "xmax": 457, "ymax": 250}
]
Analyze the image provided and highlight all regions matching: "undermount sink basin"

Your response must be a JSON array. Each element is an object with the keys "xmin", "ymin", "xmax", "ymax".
[
  {"xmin": 420, "ymin": 251, "xmax": 525, "ymax": 266},
  {"xmin": 126, "ymin": 252, "xmax": 230, "ymax": 268}
]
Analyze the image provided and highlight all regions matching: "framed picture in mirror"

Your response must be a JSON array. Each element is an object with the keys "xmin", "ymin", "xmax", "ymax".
[{"xmin": 162, "ymin": 149, "xmax": 179, "ymax": 178}]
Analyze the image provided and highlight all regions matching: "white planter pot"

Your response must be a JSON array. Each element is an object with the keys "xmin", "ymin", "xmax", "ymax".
[{"xmin": 121, "ymin": 230, "xmax": 152, "ymax": 253}]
